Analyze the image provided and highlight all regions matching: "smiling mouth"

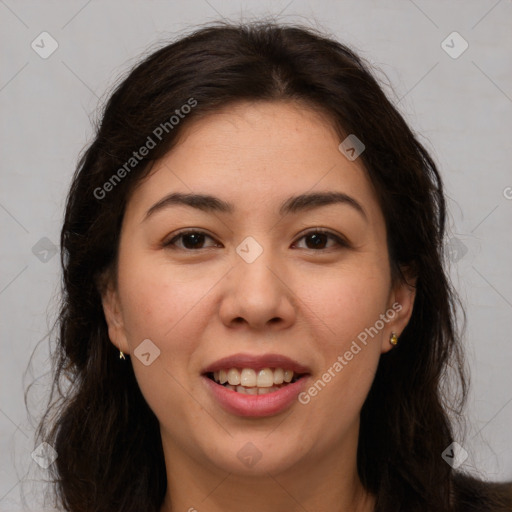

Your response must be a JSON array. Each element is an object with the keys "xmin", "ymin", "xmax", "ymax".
[{"xmin": 205, "ymin": 367, "xmax": 306, "ymax": 395}]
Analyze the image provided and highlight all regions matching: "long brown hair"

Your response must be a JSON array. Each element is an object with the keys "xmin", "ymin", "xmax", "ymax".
[{"xmin": 28, "ymin": 21, "xmax": 512, "ymax": 511}]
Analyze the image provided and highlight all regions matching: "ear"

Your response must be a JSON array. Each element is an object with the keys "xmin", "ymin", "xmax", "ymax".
[
  {"xmin": 381, "ymin": 266, "xmax": 417, "ymax": 354},
  {"xmin": 101, "ymin": 280, "xmax": 130, "ymax": 355}
]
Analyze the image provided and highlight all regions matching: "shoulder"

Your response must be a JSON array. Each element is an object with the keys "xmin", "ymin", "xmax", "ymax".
[{"xmin": 452, "ymin": 471, "xmax": 512, "ymax": 512}]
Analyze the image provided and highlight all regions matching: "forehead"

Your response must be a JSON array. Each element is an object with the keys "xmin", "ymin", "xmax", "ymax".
[{"xmin": 125, "ymin": 100, "xmax": 383, "ymax": 225}]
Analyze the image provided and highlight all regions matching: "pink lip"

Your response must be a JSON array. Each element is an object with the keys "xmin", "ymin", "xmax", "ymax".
[
  {"xmin": 202, "ymin": 352, "xmax": 311, "ymax": 374},
  {"xmin": 202, "ymin": 374, "xmax": 310, "ymax": 417}
]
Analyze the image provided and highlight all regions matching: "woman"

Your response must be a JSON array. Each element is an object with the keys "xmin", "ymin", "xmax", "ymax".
[{"xmin": 33, "ymin": 21, "xmax": 512, "ymax": 511}]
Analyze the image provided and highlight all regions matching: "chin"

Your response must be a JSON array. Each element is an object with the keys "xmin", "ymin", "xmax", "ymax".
[{"xmin": 197, "ymin": 432, "xmax": 306, "ymax": 476}]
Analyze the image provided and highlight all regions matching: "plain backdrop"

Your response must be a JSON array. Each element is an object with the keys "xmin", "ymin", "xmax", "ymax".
[{"xmin": 1, "ymin": 1, "xmax": 511, "ymax": 510}]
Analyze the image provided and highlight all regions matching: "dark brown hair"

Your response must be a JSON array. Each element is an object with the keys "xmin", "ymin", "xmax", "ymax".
[{"xmin": 28, "ymin": 21, "xmax": 512, "ymax": 512}]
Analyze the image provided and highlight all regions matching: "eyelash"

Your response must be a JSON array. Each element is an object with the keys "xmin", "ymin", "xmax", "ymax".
[{"xmin": 163, "ymin": 229, "xmax": 350, "ymax": 252}]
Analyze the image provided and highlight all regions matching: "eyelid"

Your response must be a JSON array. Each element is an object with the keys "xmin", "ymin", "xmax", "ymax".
[
  {"xmin": 162, "ymin": 228, "xmax": 218, "ymax": 249},
  {"xmin": 163, "ymin": 228, "xmax": 350, "ymax": 250},
  {"xmin": 293, "ymin": 228, "xmax": 350, "ymax": 249}
]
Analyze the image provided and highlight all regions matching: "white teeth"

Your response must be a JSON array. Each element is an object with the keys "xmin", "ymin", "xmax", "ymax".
[
  {"xmin": 237, "ymin": 385, "xmax": 258, "ymax": 395},
  {"xmin": 227, "ymin": 368, "xmax": 241, "ymax": 386},
  {"xmin": 211, "ymin": 367, "xmax": 302, "ymax": 391},
  {"xmin": 256, "ymin": 368, "xmax": 274, "ymax": 387},
  {"xmin": 240, "ymin": 368, "xmax": 257, "ymax": 387},
  {"xmin": 283, "ymin": 370, "xmax": 294, "ymax": 383},
  {"xmin": 273, "ymin": 367, "xmax": 284, "ymax": 384},
  {"xmin": 229, "ymin": 385, "xmax": 282, "ymax": 395}
]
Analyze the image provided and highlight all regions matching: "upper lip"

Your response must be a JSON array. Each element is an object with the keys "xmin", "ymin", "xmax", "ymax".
[{"xmin": 202, "ymin": 353, "xmax": 311, "ymax": 375}]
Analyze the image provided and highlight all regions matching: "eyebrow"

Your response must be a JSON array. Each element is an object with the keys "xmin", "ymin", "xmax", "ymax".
[{"xmin": 143, "ymin": 191, "xmax": 367, "ymax": 221}]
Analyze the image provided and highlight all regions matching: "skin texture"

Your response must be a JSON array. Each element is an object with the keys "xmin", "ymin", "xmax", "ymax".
[{"xmin": 101, "ymin": 100, "xmax": 416, "ymax": 512}]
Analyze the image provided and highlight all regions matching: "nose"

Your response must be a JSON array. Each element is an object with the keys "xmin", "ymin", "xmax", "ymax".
[{"xmin": 218, "ymin": 244, "xmax": 296, "ymax": 332}]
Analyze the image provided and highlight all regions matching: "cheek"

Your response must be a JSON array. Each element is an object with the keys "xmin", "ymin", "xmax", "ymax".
[
  {"xmin": 114, "ymin": 253, "xmax": 213, "ymax": 411},
  {"xmin": 116, "ymin": 257, "xmax": 211, "ymax": 425},
  {"xmin": 296, "ymin": 265, "xmax": 389, "ymax": 407},
  {"xmin": 116, "ymin": 252, "xmax": 211, "ymax": 346},
  {"xmin": 298, "ymin": 264, "xmax": 391, "ymax": 342},
  {"xmin": 302, "ymin": 354, "xmax": 379, "ymax": 451}
]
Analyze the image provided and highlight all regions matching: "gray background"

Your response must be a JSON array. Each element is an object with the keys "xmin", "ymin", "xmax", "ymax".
[{"xmin": 1, "ymin": 0, "xmax": 511, "ymax": 510}]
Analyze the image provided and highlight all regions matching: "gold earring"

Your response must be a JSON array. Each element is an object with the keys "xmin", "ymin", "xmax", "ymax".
[
  {"xmin": 119, "ymin": 350, "xmax": 126, "ymax": 360},
  {"xmin": 389, "ymin": 332, "xmax": 398, "ymax": 346}
]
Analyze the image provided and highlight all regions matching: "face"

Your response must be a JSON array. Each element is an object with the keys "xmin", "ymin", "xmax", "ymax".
[{"xmin": 102, "ymin": 100, "xmax": 415, "ymax": 478}]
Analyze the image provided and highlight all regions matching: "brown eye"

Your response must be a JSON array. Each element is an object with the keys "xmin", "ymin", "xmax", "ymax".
[
  {"xmin": 163, "ymin": 229, "xmax": 349, "ymax": 252},
  {"xmin": 293, "ymin": 230, "xmax": 349, "ymax": 250},
  {"xmin": 164, "ymin": 230, "xmax": 219, "ymax": 250}
]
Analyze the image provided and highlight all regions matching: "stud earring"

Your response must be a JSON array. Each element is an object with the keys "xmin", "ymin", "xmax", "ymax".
[
  {"xmin": 389, "ymin": 332, "xmax": 398, "ymax": 346},
  {"xmin": 119, "ymin": 350, "xmax": 126, "ymax": 360}
]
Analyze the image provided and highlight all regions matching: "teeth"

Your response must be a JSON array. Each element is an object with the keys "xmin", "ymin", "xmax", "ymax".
[
  {"xmin": 256, "ymin": 368, "xmax": 274, "ymax": 387},
  {"xmin": 236, "ymin": 385, "xmax": 258, "ymax": 395},
  {"xmin": 211, "ymin": 367, "xmax": 301, "ymax": 389},
  {"xmin": 227, "ymin": 368, "xmax": 241, "ymax": 386},
  {"xmin": 240, "ymin": 368, "xmax": 257, "ymax": 387},
  {"xmin": 219, "ymin": 369, "xmax": 228, "ymax": 384},
  {"xmin": 283, "ymin": 369, "xmax": 294, "ymax": 383},
  {"xmin": 273, "ymin": 367, "xmax": 284, "ymax": 384},
  {"xmin": 232, "ymin": 385, "xmax": 282, "ymax": 395}
]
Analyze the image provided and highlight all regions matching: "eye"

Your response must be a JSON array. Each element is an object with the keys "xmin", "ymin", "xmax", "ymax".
[
  {"xmin": 292, "ymin": 229, "xmax": 349, "ymax": 250},
  {"xmin": 163, "ymin": 228, "xmax": 349, "ymax": 251},
  {"xmin": 163, "ymin": 230, "xmax": 220, "ymax": 250}
]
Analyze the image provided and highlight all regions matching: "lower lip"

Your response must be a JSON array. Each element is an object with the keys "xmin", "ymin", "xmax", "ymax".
[{"xmin": 202, "ymin": 375, "xmax": 309, "ymax": 417}]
